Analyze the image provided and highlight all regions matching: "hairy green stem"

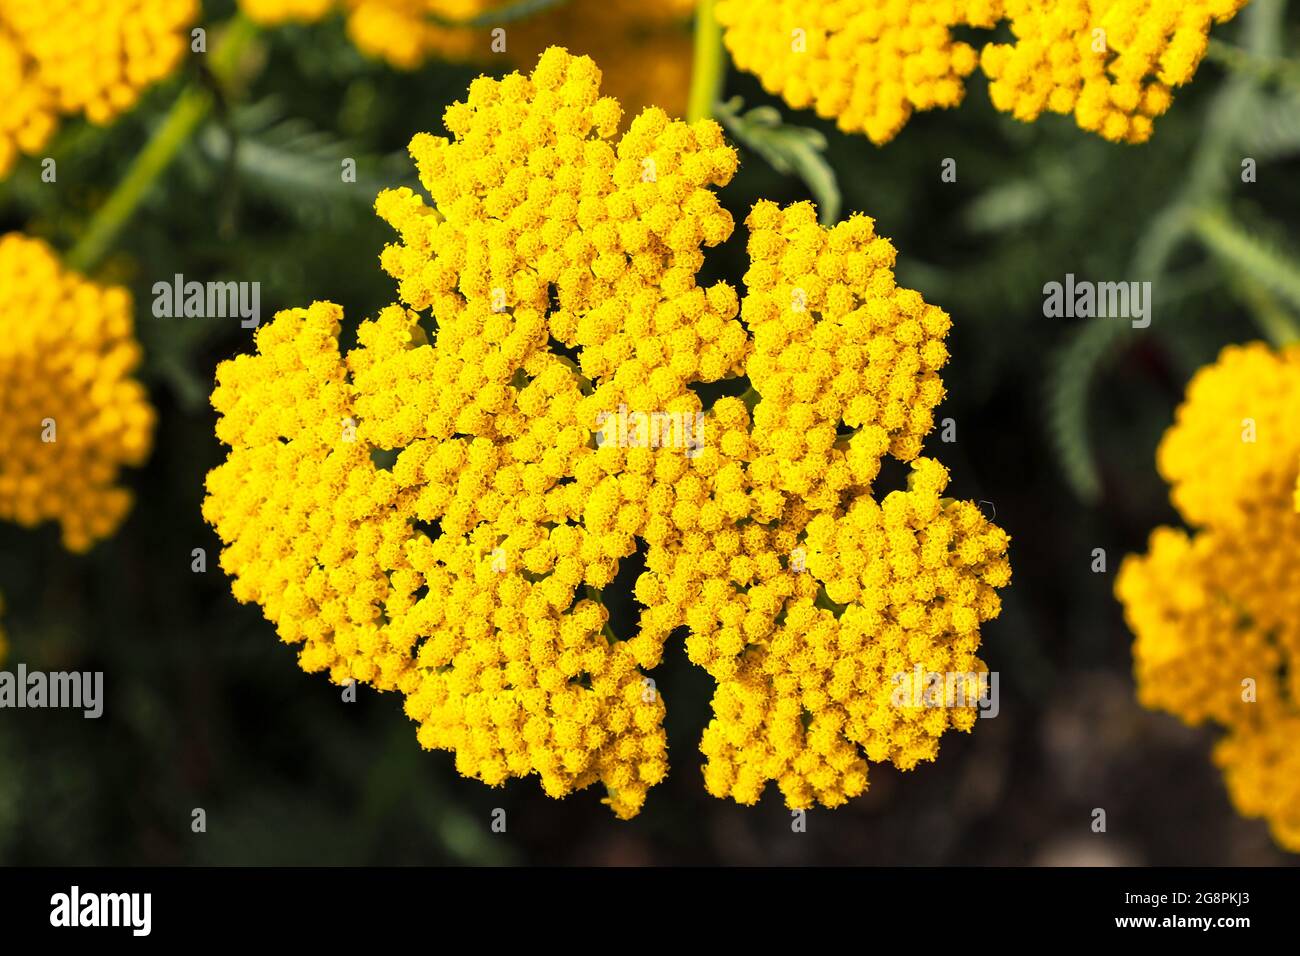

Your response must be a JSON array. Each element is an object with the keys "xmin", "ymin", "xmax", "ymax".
[
  {"xmin": 1205, "ymin": 38, "xmax": 1300, "ymax": 91},
  {"xmin": 687, "ymin": 0, "xmax": 726, "ymax": 123},
  {"xmin": 67, "ymin": 16, "xmax": 259, "ymax": 274},
  {"xmin": 1233, "ymin": 278, "xmax": 1300, "ymax": 347},
  {"xmin": 1192, "ymin": 208, "xmax": 1300, "ymax": 342}
]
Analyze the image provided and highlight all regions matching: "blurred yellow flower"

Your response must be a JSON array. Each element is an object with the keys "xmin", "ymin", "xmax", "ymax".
[
  {"xmin": 239, "ymin": 0, "xmax": 697, "ymax": 118},
  {"xmin": 1117, "ymin": 342, "xmax": 1300, "ymax": 851},
  {"xmin": 0, "ymin": 233, "xmax": 155, "ymax": 552},
  {"xmin": 1215, "ymin": 713, "xmax": 1300, "ymax": 851},
  {"xmin": 205, "ymin": 46, "xmax": 1010, "ymax": 817},
  {"xmin": 0, "ymin": 0, "xmax": 198, "ymax": 176},
  {"xmin": 716, "ymin": 0, "xmax": 1250, "ymax": 144}
]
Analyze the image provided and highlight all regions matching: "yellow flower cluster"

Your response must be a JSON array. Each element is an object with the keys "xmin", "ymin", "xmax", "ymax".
[
  {"xmin": 0, "ymin": 0, "xmax": 197, "ymax": 175},
  {"xmin": 741, "ymin": 201, "xmax": 949, "ymax": 492},
  {"xmin": 0, "ymin": 233, "xmax": 155, "ymax": 552},
  {"xmin": 1215, "ymin": 715, "xmax": 1300, "ymax": 850},
  {"xmin": 716, "ymin": 0, "xmax": 996, "ymax": 145},
  {"xmin": 1117, "ymin": 343, "xmax": 1300, "ymax": 851},
  {"xmin": 690, "ymin": 452, "xmax": 1008, "ymax": 808},
  {"xmin": 1156, "ymin": 341, "xmax": 1300, "ymax": 530},
  {"xmin": 205, "ymin": 47, "xmax": 1010, "ymax": 817},
  {"xmin": 982, "ymin": 0, "xmax": 1249, "ymax": 143},
  {"xmin": 716, "ymin": 0, "xmax": 1250, "ymax": 144},
  {"xmin": 238, "ymin": 0, "xmax": 697, "ymax": 117},
  {"xmin": 344, "ymin": 0, "xmax": 492, "ymax": 66}
]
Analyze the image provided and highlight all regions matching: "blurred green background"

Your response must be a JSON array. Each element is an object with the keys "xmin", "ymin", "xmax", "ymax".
[{"xmin": 2, "ymin": 0, "xmax": 1299, "ymax": 865}]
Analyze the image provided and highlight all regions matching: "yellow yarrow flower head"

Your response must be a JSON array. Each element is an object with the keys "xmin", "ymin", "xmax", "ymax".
[
  {"xmin": 206, "ymin": 46, "xmax": 1010, "ymax": 818},
  {"xmin": 0, "ymin": 234, "xmax": 155, "ymax": 552},
  {"xmin": 717, "ymin": 0, "xmax": 1250, "ymax": 145},
  {"xmin": 0, "ymin": 0, "xmax": 198, "ymax": 176},
  {"xmin": 1117, "ymin": 342, "xmax": 1300, "ymax": 852},
  {"xmin": 982, "ymin": 0, "xmax": 1250, "ymax": 143},
  {"xmin": 207, "ymin": 47, "xmax": 739, "ymax": 819},
  {"xmin": 716, "ymin": 0, "xmax": 996, "ymax": 145},
  {"xmin": 1, "ymin": 0, "xmax": 197, "ymax": 124}
]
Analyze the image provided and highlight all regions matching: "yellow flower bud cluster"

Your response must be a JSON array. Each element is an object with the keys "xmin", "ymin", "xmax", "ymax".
[
  {"xmin": 1117, "ymin": 343, "xmax": 1300, "ymax": 851},
  {"xmin": 206, "ymin": 47, "xmax": 1010, "ymax": 817},
  {"xmin": 716, "ymin": 0, "xmax": 1250, "ymax": 145},
  {"xmin": 741, "ymin": 200, "xmax": 949, "ymax": 499},
  {"xmin": 692, "ymin": 455, "xmax": 1009, "ymax": 808},
  {"xmin": 0, "ymin": 0, "xmax": 198, "ymax": 176},
  {"xmin": 238, "ymin": 0, "xmax": 697, "ymax": 117},
  {"xmin": 0, "ymin": 234, "xmax": 155, "ymax": 552},
  {"xmin": 982, "ymin": 0, "xmax": 1248, "ymax": 143},
  {"xmin": 716, "ymin": 0, "xmax": 996, "ymax": 145}
]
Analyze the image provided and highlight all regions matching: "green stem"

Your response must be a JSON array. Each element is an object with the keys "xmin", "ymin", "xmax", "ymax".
[
  {"xmin": 1234, "ymin": 278, "xmax": 1300, "ymax": 347},
  {"xmin": 1192, "ymin": 207, "xmax": 1300, "ymax": 325},
  {"xmin": 66, "ymin": 16, "xmax": 259, "ymax": 274},
  {"xmin": 686, "ymin": 0, "xmax": 726, "ymax": 123},
  {"xmin": 1205, "ymin": 38, "xmax": 1300, "ymax": 91}
]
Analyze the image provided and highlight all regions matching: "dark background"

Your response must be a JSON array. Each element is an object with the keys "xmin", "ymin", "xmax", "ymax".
[{"xmin": 1, "ymin": 0, "xmax": 1298, "ymax": 865}]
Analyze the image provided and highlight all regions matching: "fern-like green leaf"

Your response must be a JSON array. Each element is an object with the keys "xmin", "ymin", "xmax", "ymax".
[
  {"xmin": 1193, "ymin": 207, "xmax": 1300, "ymax": 315},
  {"xmin": 1047, "ymin": 318, "xmax": 1134, "ymax": 502},
  {"xmin": 196, "ymin": 101, "xmax": 416, "ymax": 221},
  {"xmin": 1043, "ymin": 0, "xmax": 1283, "ymax": 502},
  {"xmin": 716, "ymin": 96, "xmax": 841, "ymax": 225}
]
